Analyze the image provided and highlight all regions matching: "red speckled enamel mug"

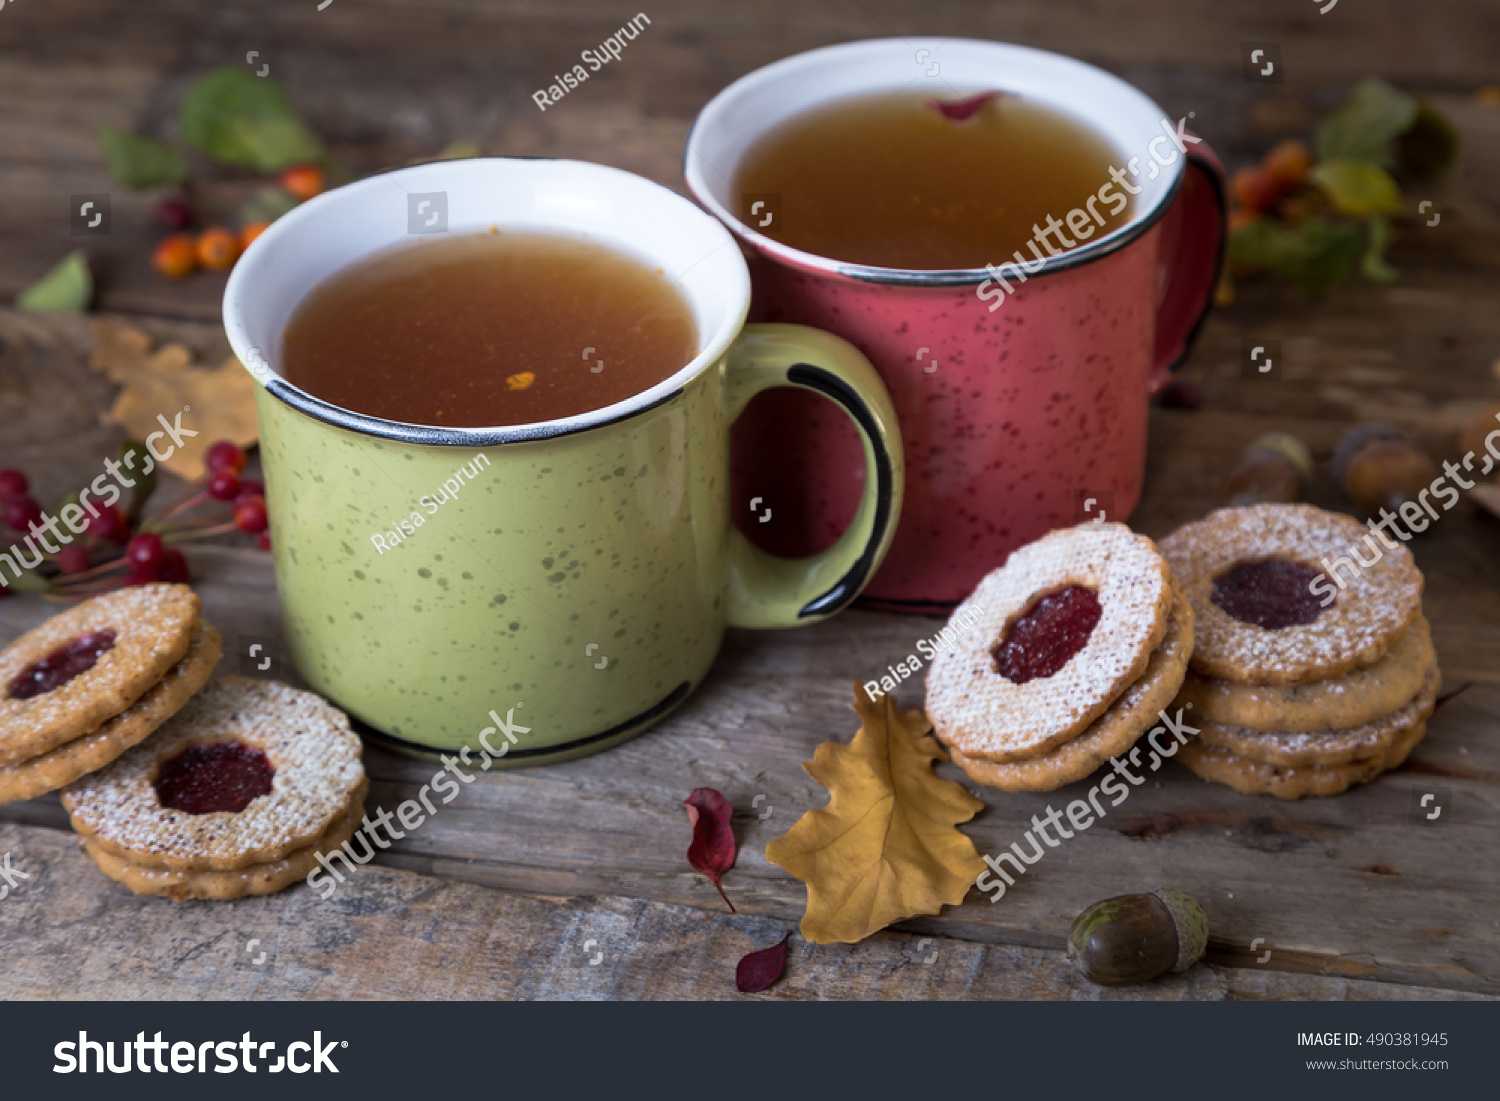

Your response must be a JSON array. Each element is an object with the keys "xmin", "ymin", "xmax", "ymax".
[{"xmin": 686, "ymin": 38, "xmax": 1225, "ymax": 613}]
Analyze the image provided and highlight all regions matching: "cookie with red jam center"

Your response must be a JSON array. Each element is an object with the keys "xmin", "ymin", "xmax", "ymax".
[
  {"xmin": 925, "ymin": 522, "xmax": 1176, "ymax": 767},
  {"xmin": 0, "ymin": 584, "xmax": 200, "ymax": 767},
  {"xmin": 0, "ymin": 622, "xmax": 222, "ymax": 804},
  {"xmin": 63, "ymin": 677, "xmax": 365, "ymax": 876},
  {"xmin": 1160, "ymin": 504, "xmax": 1423, "ymax": 686}
]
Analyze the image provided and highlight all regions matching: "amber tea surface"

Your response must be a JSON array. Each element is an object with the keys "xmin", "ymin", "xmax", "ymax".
[
  {"xmin": 732, "ymin": 91, "xmax": 1133, "ymax": 270},
  {"xmin": 282, "ymin": 231, "xmax": 699, "ymax": 427}
]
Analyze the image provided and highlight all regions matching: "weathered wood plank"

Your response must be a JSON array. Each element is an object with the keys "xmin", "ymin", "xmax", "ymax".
[{"xmin": 0, "ymin": 823, "xmax": 1488, "ymax": 1001}]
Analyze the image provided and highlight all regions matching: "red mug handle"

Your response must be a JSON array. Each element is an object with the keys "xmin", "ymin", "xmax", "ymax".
[{"xmin": 1150, "ymin": 136, "xmax": 1227, "ymax": 391}]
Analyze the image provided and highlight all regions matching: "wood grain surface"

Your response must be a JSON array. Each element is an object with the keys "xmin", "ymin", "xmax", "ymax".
[{"xmin": 1, "ymin": 0, "xmax": 1498, "ymax": 1000}]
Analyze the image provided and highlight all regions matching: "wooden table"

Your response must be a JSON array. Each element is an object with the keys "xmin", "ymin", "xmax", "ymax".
[{"xmin": 1, "ymin": 0, "xmax": 1497, "ymax": 1000}]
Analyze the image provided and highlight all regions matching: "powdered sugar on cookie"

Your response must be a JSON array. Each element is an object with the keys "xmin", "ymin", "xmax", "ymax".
[
  {"xmin": 63, "ymin": 677, "xmax": 365, "ymax": 871},
  {"xmin": 927, "ymin": 523, "xmax": 1172, "ymax": 763}
]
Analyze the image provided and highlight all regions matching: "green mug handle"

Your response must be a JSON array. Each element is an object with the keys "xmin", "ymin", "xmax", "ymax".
[{"xmin": 723, "ymin": 322, "xmax": 904, "ymax": 628}]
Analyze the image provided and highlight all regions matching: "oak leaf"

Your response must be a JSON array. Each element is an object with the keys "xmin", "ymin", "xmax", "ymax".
[
  {"xmin": 89, "ymin": 319, "xmax": 259, "ymax": 481},
  {"xmin": 765, "ymin": 684, "xmax": 986, "ymax": 945}
]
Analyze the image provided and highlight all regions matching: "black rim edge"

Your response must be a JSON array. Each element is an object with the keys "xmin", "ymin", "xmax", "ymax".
[
  {"xmin": 265, "ymin": 378, "xmax": 685, "ymax": 448},
  {"xmin": 355, "ymin": 681, "xmax": 692, "ymax": 762}
]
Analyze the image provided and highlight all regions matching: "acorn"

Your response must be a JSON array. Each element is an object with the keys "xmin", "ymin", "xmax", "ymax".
[
  {"xmin": 1067, "ymin": 887, "xmax": 1208, "ymax": 986},
  {"xmin": 1333, "ymin": 422, "xmax": 1439, "ymax": 518},
  {"xmin": 1219, "ymin": 431, "xmax": 1313, "ymax": 507},
  {"xmin": 1458, "ymin": 402, "xmax": 1500, "ymax": 484}
]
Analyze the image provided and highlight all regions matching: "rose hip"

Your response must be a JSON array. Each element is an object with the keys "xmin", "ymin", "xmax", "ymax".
[
  {"xmin": 205, "ymin": 440, "xmax": 246, "ymax": 474},
  {"xmin": 158, "ymin": 546, "xmax": 190, "ymax": 583},
  {"xmin": 127, "ymin": 532, "xmax": 165, "ymax": 572},
  {"xmin": 234, "ymin": 496, "xmax": 268, "ymax": 535},
  {"xmin": 2, "ymin": 495, "xmax": 42, "ymax": 532},
  {"xmin": 56, "ymin": 544, "xmax": 91, "ymax": 574},
  {"xmin": 207, "ymin": 469, "xmax": 241, "ymax": 501}
]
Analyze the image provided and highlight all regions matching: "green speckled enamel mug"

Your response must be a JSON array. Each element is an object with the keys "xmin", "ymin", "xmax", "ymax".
[{"xmin": 223, "ymin": 158, "xmax": 902, "ymax": 764}]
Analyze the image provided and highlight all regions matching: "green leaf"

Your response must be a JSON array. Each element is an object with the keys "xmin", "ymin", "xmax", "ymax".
[
  {"xmin": 1396, "ymin": 99, "xmax": 1460, "ymax": 180},
  {"xmin": 1229, "ymin": 216, "xmax": 1363, "ymax": 294},
  {"xmin": 437, "ymin": 141, "xmax": 482, "ymax": 160},
  {"xmin": 1311, "ymin": 158, "xmax": 1401, "ymax": 217},
  {"xmin": 15, "ymin": 251, "xmax": 92, "ymax": 312},
  {"xmin": 239, "ymin": 186, "xmax": 299, "ymax": 226},
  {"xmin": 1360, "ymin": 215, "xmax": 1398, "ymax": 283},
  {"xmin": 1315, "ymin": 77, "xmax": 1418, "ymax": 166},
  {"xmin": 180, "ymin": 66, "xmax": 323, "ymax": 171},
  {"xmin": 0, "ymin": 561, "xmax": 50, "ymax": 593},
  {"xmin": 118, "ymin": 440, "xmax": 158, "ymax": 522},
  {"xmin": 97, "ymin": 126, "xmax": 187, "ymax": 189}
]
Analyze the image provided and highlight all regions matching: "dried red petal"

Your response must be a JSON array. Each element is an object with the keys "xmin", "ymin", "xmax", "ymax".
[
  {"xmin": 736, "ymin": 932, "xmax": 791, "ymax": 994},
  {"xmin": 684, "ymin": 787, "xmax": 737, "ymax": 913},
  {"xmin": 925, "ymin": 91, "xmax": 1002, "ymax": 121}
]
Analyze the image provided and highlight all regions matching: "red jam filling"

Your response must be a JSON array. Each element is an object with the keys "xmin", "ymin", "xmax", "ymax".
[
  {"xmin": 6, "ymin": 630, "xmax": 117, "ymax": 700},
  {"xmin": 992, "ymin": 585, "xmax": 1102, "ymax": 684},
  {"xmin": 154, "ymin": 742, "xmax": 275, "ymax": 815},
  {"xmin": 1210, "ymin": 557, "xmax": 1328, "ymax": 629}
]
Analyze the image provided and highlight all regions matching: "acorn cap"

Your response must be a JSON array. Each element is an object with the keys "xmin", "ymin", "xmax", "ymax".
[
  {"xmin": 1246, "ymin": 432, "xmax": 1314, "ymax": 485},
  {"xmin": 1151, "ymin": 887, "xmax": 1209, "ymax": 972}
]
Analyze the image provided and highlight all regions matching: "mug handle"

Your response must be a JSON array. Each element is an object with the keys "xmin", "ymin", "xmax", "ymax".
[
  {"xmin": 1150, "ymin": 137, "xmax": 1228, "ymax": 391},
  {"xmin": 723, "ymin": 323, "xmax": 904, "ymax": 628}
]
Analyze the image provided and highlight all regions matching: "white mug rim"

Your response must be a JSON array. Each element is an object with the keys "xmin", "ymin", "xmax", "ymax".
[
  {"xmin": 683, "ymin": 37, "xmax": 1188, "ymax": 287},
  {"xmin": 222, "ymin": 157, "xmax": 751, "ymax": 446}
]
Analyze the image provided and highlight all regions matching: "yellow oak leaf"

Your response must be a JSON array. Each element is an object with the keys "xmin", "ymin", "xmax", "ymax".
[
  {"xmin": 88, "ymin": 318, "xmax": 259, "ymax": 481},
  {"xmin": 766, "ymin": 684, "xmax": 986, "ymax": 945}
]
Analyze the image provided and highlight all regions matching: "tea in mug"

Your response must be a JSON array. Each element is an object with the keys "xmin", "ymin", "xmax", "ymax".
[
  {"xmin": 731, "ymin": 91, "xmax": 1133, "ymax": 270},
  {"xmin": 282, "ymin": 231, "xmax": 699, "ymax": 427}
]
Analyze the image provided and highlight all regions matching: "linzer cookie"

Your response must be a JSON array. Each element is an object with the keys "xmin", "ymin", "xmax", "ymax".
[
  {"xmin": 1176, "ymin": 615, "xmax": 1435, "ymax": 733},
  {"xmin": 1192, "ymin": 666, "xmax": 1439, "ymax": 770},
  {"xmin": 926, "ymin": 522, "xmax": 1179, "ymax": 785},
  {"xmin": 0, "ymin": 584, "xmax": 200, "ymax": 766},
  {"xmin": 1160, "ymin": 503, "xmax": 1422, "ymax": 686},
  {"xmin": 949, "ymin": 581, "xmax": 1194, "ymax": 791},
  {"xmin": 1176, "ymin": 718, "xmax": 1428, "ymax": 800},
  {"xmin": 63, "ymin": 677, "xmax": 365, "ymax": 894},
  {"xmin": 82, "ymin": 783, "xmax": 367, "ymax": 901},
  {"xmin": 1163, "ymin": 502, "xmax": 1437, "ymax": 800},
  {"xmin": 0, "ymin": 622, "xmax": 222, "ymax": 804}
]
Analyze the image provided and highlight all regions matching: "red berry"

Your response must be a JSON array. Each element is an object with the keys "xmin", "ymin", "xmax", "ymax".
[
  {"xmin": 155, "ymin": 198, "xmax": 194, "ymax": 231},
  {"xmin": 56, "ymin": 544, "xmax": 91, "ymax": 574},
  {"xmin": 207, "ymin": 469, "xmax": 241, "ymax": 501},
  {"xmin": 236, "ymin": 479, "xmax": 264, "ymax": 500},
  {"xmin": 86, "ymin": 503, "xmax": 128, "ymax": 543},
  {"xmin": 3, "ymin": 495, "xmax": 42, "ymax": 532},
  {"xmin": 158, "ymin": 546, "xmax": 190, "ymax": 583},
  {"xmin": 0, "ymin": 582, "xmax": 11, "ymax": 599},
  {"xmin": 205, "ymin": 441, "xmax": 246, "ymax": 474},
  {"xmin": 256, "ymin": 531, "xmax": 272, "ymax": 552},
  {"xmin": 0, "ymin": 469, "xmax": 27, "ymax": 497},
  {"xmin": 234, "ymin": 496, "xmax": 268, "ymax": 535},
  {"xmin": 127, "ymin": 532, "xmax": 164, "ymax": 571},
  {"xmin": 122, "ymin": 568, "xmax": 160, "ymax": 587}
]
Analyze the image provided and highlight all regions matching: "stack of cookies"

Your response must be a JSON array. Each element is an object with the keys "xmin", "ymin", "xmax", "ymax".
[
  {"xmin": 1161, "ymin": 503, "xmax": 1436, "ymax": 799},
  {"xmin": 926, "ymin": 522, "xmax": 1195, "ymax": 792},
  {"xmin": 0, "ymin": 585, "xmax": 220, "ymax": 804},
  {"xmin": 62, "ymin": 678, "xmax": 366, "ymax": 901},
  {"xmin": 0, "ymin": 583, "xmax": 367, "ymax": 899}
]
